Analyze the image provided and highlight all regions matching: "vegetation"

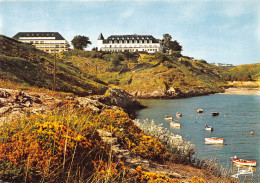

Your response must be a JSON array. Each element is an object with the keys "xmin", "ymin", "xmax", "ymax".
[
  {"xmin": 0, "ymin": 35, "xmax": 107, "ymax": 96},
  {"xmin": 0, "ymin": 107, "xmax": 169, "ymax": 182},
  {"xmin": 0, "ymin": 34, "xmax": 238, "ymax": 182},
  {"xmin": 162, "ymin": 33, "xmax": 182, "ymax": 54},
  {"xmin": 221, "ymin": 63, "xmax": 260, "ymax": 81},
  {"xmin": 71, "ymin": 35, "xmax": 92, "ymax": 50},
  {"xmin": 59, "ymin": 50, "xmax": 227, "ymax": 98}
]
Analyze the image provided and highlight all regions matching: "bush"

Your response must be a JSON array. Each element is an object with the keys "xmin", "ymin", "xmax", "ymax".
[
  {"xmin": 0, "ymin": 107, "xmax": 170, "ymax": 182},
  {"xmin": 134, "ymin": 119, "xmax": 195, "ymax": 163}
]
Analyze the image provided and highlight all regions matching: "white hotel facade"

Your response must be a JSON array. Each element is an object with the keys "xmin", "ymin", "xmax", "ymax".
[
  {"xmin": 13, "ymin": 32, "xmax": 69, "ymax": 53},
  {"xmin": 97, "ymin": 33, "xmax": 162, "ymax": 53}
]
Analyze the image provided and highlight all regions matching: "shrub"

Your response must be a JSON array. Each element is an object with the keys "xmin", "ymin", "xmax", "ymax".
[
  {"xmin": 0, "ymin": 107, "xmax": 170, "ymax": 182},
  {"xmin": 134, "ymin": 119, "xmax": 195, "ymax": 163}
]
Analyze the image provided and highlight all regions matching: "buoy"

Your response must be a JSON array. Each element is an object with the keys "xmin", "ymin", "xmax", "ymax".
[{"xmin": 251, "ymin": 131, "xmax": 254, "ymax": 135}]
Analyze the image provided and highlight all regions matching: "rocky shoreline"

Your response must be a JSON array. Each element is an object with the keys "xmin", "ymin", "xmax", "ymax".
[
  {"xmin": 130, "ymin": 87, "xmax": 224, "ymax": 99},
  {"xmin": 0, "ymin": 87, "xmax": 144, "ymax": 125}
]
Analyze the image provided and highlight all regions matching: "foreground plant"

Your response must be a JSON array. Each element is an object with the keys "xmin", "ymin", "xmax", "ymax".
[
  {"xmin": 134, "ymin": 119, "xmax": 195, "ymax": 163},
  {"xmin": 0, "ymin": 107, "xmax": 170, "ymax": 182}
]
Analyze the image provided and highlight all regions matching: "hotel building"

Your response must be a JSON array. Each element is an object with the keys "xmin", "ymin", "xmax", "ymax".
[
  {"xmin": 13, "ymin": 32, "xmax": 69, "ymax": 53},
  {"xmin": 97, "ymin": 33, "xmax": 162, "ymax": 53}
]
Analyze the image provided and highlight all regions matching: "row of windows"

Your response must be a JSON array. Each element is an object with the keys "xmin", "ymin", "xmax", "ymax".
[
  {"xmin": 22, "ymin": 40, "xmax": 66, "ymax": 44},
  {"xmin": 110, "ymin": 37, "xmax": 151, "ymax": 40},
  {"xmin": 107, "ymin": 40, "xmax": 152, "ymax": 44},
  {"xmin": 37, "ymin": 46, "xmax": 66, "ymax": 49},
  {"xmin": 23, "ymin": 33, "xmax": 55, "ymax": 37},
  {"xmin": 42, "ymin": 49, "xmax": 67, "ymax": 53},
  {"xmin": 104, "ymin": 45, "xmax": 159, "ymax": 48},
  {"xmin": 101, "ymin": 48, "xmax": 158, "ymax": 52}
]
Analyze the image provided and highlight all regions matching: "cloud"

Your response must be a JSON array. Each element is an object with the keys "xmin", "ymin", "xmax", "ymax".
[
  {"xmin": 224, "ymin": 2, "xmax": 247, "ymax": 18},
  {"xmin": 121, "ymin": 8, "xmax": 133, "ymax": 18}
]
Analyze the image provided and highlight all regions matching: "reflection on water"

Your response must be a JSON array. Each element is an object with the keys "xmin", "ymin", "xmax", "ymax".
[{"xmin": 136, "ymin": 94, "xmax": 260, "ymax": 179}]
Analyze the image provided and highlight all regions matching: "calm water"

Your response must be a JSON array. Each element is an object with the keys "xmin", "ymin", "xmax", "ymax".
[{"xmin": 136, "ymin": 94, "xmax": 260, "ymax": 180}]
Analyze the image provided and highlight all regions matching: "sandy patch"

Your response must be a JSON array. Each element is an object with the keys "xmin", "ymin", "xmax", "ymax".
[{"xmin": 222, "ymin": 88, "xmax": 260, "ymax": 95}]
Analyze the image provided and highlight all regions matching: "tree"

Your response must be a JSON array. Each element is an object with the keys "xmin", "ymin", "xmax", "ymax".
[
  {"xmin": 169, "ymin": 40, "xmax": 182, "ymax": 52},
  {"xmin": 71, "ymin": 35, "xmax": 92, "ymax": 50},
  {"xmin": 163, "ymin": 33, "xmax": 172, "ymax": 50},
  {"xmin": 162, "ymin": 33, "xmax": 182, "ymax": 54}
]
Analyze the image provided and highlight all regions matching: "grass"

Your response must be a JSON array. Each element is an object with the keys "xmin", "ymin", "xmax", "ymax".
[
  {"xmin": 0, "ymin": 107, "xmax": 172, "ymax": 182},
  {"xmin": 0, "ymin": 35, "xmax": 108, "ymax": 96}
]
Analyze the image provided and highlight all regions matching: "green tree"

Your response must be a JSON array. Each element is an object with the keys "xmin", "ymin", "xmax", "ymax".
[
  {"xmin": 71, "ymin": 35, "xmax": 92, "ymax": 50},
  {"xmin": 162, "ymin": 34, "xmax": 182, "ymax": 54},
  {"xmin": 170, "ymin": 40, "xmax": 182, "ymax": 52}
]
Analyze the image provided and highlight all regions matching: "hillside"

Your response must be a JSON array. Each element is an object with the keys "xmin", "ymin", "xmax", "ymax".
[
  {"xmin": 60, "ymin": 50, "xmax": 227, "ymax": 98},
  {"xmin": 0, "ymin": 35, "xmax": 107, "ymax": 96},
  {"xmin": 0, "ymin": 35, "xmax": 234, "ymax": 182},
  {"xmin": 220, "ymin": 63, "xmax": 260, "ymax": 88}
]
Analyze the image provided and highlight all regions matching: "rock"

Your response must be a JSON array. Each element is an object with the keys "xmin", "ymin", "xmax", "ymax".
[
  {"xmin": 101, "ymin": 137, "xmax": 117, "ymax": 145},
  {"xmin": 0, "ymin": 107, "xmax": 11, "ymax": 115},
  {"xmin": 97, "ymin": 129, "xmax": 112, "ymax": 137},
  {"xmin": 0, "ymin": 90, "xmax": 11, "ymax": 98},
  {"xmin": 97, "ymin": 88, "xmax": 144, "ymax": 112}
]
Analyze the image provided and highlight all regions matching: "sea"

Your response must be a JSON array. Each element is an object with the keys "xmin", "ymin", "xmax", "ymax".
[{"xmin": 136, "ymin": 94, "xmax": 260, "ymax": 182}]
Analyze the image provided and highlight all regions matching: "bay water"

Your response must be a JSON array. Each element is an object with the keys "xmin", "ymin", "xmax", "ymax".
[{"xmin": 136, "ymin": 94, "xmax": 260, "ymax": 181}]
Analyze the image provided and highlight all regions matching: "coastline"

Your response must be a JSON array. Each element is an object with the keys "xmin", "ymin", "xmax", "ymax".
[{"xmin": 222, "ymin": 88, "xmax": 260, "ymax": 95}]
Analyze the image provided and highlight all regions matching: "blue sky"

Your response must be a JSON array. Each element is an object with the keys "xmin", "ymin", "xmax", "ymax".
[{"xmin": 0, "ymin": 0, "xmax": 259, "ymax": 65}]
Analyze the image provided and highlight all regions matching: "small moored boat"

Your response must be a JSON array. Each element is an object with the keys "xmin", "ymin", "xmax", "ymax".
[
  {"xmin": 170, "ymin": 122, "xmax": 181, "ymax": 128},
  {"xmin": 197, "ymin": 108, "xmax": 203, "ymax": 113},
  {"xmin": 164, "ymin": 116, "xmax": 173, "ymax": 120},
  {"xmin": 212, "ymin": 112, "xmax": 219, "ymax": 116},
  {"xmin": 176, "ymin": 112, "xmax": 182, "ymax": 118},
  {"xmin": 205, "ymin": 137, "xmax": 224, "ymax": 144},
  {"xmin": 232, "ymin": 156, "xmax": 257, "ymax": 167},
  {"xmin": 204, "ymin": 126, "xmax": 213, "ymax": 131}
]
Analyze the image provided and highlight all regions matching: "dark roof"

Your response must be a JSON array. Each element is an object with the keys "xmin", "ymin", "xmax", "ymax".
[
  {"xmin": 98, "ymin": 33, "xmax": 104, "ymax": 40},
  {"xmin": 13, "ymin": 32, "xmax": 66, "ymax": 40},
  {"xmin": 103, "ymin": 34, "xmax": 160, "ymax": 43}
]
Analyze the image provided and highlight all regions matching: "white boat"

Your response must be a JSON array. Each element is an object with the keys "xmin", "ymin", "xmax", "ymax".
[
  {"xmin": 197, "ymin": 108, "xmax": 203, "ymax": 113},
  {"xmin": 232, "ymin": 156, "xmax": 257, "ymax": 167},
  {"xmin": 164, "ymin": 116, "xmax": 173, "ymax": 120},
  {"xmin": 204, "ymin": 126, "xmax": 213, "ymax": 131},
  {"xmin": 205, "ymin": 137, "xmax": 224, "ymax": 144},
  {"xmin": 170, "ymin": 122, "xmax": 181, "ymax": 128}
]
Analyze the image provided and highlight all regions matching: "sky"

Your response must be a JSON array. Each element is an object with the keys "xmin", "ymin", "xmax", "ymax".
[{"xmin": 0, "ymin": 0, "xmax": 260, "ymax": 65}]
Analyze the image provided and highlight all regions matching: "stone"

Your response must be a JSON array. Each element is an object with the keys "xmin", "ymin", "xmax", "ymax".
[
  {"xmin": 0, "ymin": 90, "xmax": 11, "ymax": 98},
  {"xmin": 97, "ymin": 129, "xmax": 112, "ymax": 137}
]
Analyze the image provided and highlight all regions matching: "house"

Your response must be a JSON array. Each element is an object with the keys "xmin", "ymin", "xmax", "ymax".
[
  {"xmin": 13, "ymin": 32, "xmax": 69, "ymax": 53},
  {"xmin": 97, "ymin": 33, "xmax": 162, "ymax": 53}
]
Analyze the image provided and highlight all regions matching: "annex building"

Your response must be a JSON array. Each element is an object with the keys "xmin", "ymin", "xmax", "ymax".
[
  {"xmin": 97, "ymin": 33, "xmax": 162, "ymax": 53},
  {"xmin": 13, "ymin": 32, "xmax": 69, "ymax": 53}
]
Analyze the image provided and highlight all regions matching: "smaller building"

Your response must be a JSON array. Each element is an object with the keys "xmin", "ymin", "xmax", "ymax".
[
  {"xmin": 97, "ymin": 33, "xmax": 162, "ymax": 53},
  {"xmin": 13, "ymin": 32, "xmax": 69, "ymax": 53}
]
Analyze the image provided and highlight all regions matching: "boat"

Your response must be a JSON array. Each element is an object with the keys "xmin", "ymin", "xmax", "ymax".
[
  {"xmin": 176, "ymin": 112, "xmax": 182, "ymax": 118},
  {"xmin": 203, "ymin": 126, "xmax": 213, "ymax": 131},
  {"xmin": 212, "ymin": 112, "xmax": 219, "ymax": 116},
  {"xmin": 170, "ymin": 122, "xmax": 181, "ymax": 128},
  {"xmin": 231, "ymin": 166, "xmax": 254, "ymax": 179},
  {"xmin": 232, "ymin": 156, "xmax": 257, "ymax": 167},
  {"xmin": 205, "ymin": 137, "xmax": 224, "ymax": 144},
  {"xmin": 197, "ymin": 108, "xmax": 203, "ymax": 113},
  {"xmin": 164, "ymin": 116, "xmax": 173, "ymax": 120}
]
